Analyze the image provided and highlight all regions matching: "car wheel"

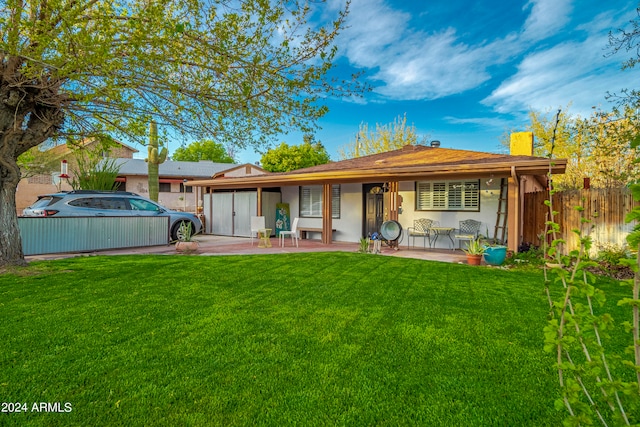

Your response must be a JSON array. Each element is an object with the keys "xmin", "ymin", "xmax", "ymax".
[{"xmin": 171, "ymin": 221, "xmax": 193, "ymax": 241}]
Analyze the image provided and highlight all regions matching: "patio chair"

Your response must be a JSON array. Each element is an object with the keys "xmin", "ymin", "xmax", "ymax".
[
  {"xmin": 454, "ymin": 219, "xmax": 482, "ymax": 249},
  {"xmin": 406, "ymin": 218, "xmax": 433, "ymax": 249},
  {"xmin": 279, "ymin": 217, "xmax": 300, "ymax": 248},
  {"xmin": 250, "ymin": 216, "xmax": 265, "ymax": 246}
]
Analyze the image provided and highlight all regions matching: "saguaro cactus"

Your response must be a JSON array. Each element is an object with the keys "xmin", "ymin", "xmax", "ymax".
[{"xmin": 145, "ymin": 121, "xmax": 167, "ymax": 202}]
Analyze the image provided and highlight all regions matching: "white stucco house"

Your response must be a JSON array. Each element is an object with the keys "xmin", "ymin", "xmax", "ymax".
[{"xmin": 189, "ymin": 140, "xmax": 566, "ymax": 253}]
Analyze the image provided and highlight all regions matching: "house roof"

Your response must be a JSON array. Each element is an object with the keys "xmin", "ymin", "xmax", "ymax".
[
  {"xmin": 113, "ymin": 158, "xmax": 236, "ymax": 178},
  {"xmin": 211, "ymin": 163, "xmax": 267, "ymax": 179},
  {"xmin": 188, "ymin": 145, "xmax": 567, "ymax": 189}
]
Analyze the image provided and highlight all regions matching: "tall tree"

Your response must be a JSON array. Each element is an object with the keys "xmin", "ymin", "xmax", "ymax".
[
  {"xmin": 172, "ymin": 140, "xmax": 235, "ymax": 163},
  {"xmin": 502, "ymin": 106, "xmax": 640, "ymax": 189},
  {"xmin": 527, "ymin": 107, "xmax": 589, "ymax": 189},
  {"xmin": 607, "ymin": 6, "xmax": 640, "ymax": 107},
  {"xmin": 260, "ymin": 136, "xmax": 330, "ymax": 172},
  {"xmin": 0, "ymin": 0, "xmax": 365, "ymax": 266},
  {"xmin": 338, "ymin": 114, "xmax": 428, "ymax": 159},
  {"xmin": 583, "ymin": 107, "xmax": 640, "ymax": 188}
]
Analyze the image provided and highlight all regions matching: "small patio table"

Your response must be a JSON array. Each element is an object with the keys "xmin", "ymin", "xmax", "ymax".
[
  {"xmin": 258, "ymin": 228, "xmax": 272, "ymax": 248},
  {"xmin": 429, "ymin": 227, "xmax": 455, "ymax": 250}
]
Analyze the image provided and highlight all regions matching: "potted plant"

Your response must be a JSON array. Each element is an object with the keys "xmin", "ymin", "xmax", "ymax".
[
  {"xmin": 483, "ymin": 244, "xmax": 508, "ymax": 266},
  {"xmin": 479, "ymin": 227, "xmax": 507, "ymax": 266},
  {"xmin": 175, "ymin": 221, "xmax": 199, "ymax": 252},
  {"xmin": 463, "ymin": 238, "xmax": 485, "ymax": 265}
]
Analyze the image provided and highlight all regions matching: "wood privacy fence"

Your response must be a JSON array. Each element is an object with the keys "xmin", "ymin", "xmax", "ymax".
[{"xmin": 522, "ymin": 187, "xmax": 639, "ymax": 255}]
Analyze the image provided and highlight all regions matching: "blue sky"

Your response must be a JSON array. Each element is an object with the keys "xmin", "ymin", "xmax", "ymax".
[{"xmin": 220, "ymin": 0, "xmax": 640, "ymax": 164}]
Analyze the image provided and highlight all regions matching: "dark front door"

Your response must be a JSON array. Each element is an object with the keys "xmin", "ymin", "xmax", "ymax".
[{"xmin": 363, "ymin": 183, "xmax": 384, "ymax": 237}]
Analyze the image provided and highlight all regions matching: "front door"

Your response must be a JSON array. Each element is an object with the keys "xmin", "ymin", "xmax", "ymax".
[{"xmin": 363, "ymin": 183, "xmax": 384, "ymax": 237}]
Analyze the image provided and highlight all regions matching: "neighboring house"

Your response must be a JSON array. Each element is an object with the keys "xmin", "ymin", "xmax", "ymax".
[
  {"xmin": 16, "ymin": 139, "xmax": 139, "ymax": 214},
  {"xmin": 112, "ymin": 159, "xmax": 264, "ymax": 212},
  {"xmin": 16, "ymin": 139, "xmax": 253, "ymax": 215},
  {"xmin": 189, "ymin": 138, "xmax": 567, "ymax": 253}
]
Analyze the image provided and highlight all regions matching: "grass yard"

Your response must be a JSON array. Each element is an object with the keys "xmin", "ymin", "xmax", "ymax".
[{"xmin": 0, "ymin": 253, "xmax": 631, "ymax": 426}]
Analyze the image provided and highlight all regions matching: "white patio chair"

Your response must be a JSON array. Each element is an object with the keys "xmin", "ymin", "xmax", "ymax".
[
  {"xmin": 250, "ymin": 216, "xmax": 265, "ymax": 246},
  {"xmin": 454, "ymin": 219, "xmax": 482, "ymax": 249},
  {"xmin": 279, "ymin": 217, "xmax": 300, "ymax": 247}
]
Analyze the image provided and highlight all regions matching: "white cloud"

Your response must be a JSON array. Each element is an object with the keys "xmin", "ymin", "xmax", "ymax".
[
  {"xmin": 332, "ymin": 0, "xmax": 638, "ymax": 119},
  {"xmin": 521, "ymin": 0, "xmax": 573, "ymax": 41},
  {"xmin": 370, "ymin": 29, "xmax": 495, "ymax": 100},
  {"xmin": 337, "ymin": 0, "xmax": 504, "ymax": 100},
  {"xmin": 482, "ymin": 27, "xmax": 637, "ymax": 117}
]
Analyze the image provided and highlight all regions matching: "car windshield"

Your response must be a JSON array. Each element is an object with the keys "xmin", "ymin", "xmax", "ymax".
[
  {"xmin": 130, "ymin": 198, "xmax": 162, "ymax": 212},
  {"xmin": 29, "ymin": 196, "xmax": 60, "ymax": 208}
]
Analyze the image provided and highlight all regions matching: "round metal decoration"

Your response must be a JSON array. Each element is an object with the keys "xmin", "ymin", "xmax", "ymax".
[{"xmin": 380, "ymin": 220, "xmax": 402, "ymax": 241}]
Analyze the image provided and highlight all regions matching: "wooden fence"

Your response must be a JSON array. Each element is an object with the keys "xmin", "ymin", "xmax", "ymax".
[{"xmin": 522, "ymin": 187, "xmax": 639, "ymax": 255}]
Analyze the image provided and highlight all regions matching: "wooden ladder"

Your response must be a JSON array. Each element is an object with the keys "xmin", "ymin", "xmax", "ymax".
[{"xmin": 494, "ymin": 178, "xmax": 508, "ymax": 244}]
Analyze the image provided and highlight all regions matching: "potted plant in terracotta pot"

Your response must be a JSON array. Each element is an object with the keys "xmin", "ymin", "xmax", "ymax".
[
  {"xmin": 175, "ymin": 221, "xmax": 199, "ymax": 252},
  {"xmin": 463, "ymin": 238, "xmax": 485, "ymax": 265}
]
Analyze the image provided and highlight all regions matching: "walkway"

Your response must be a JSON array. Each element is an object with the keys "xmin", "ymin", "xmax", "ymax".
[{"xmin": 26, "ymin": 234, "xmax": 468, "ymax": 264}]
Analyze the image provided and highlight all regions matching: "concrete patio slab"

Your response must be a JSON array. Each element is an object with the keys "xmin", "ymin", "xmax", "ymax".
[{"xmin": 26, "ymin": 234, "xmax": 469, "ymax": 264}]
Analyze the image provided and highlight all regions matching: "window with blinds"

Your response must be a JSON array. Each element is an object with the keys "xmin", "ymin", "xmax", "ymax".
[
  {"xmin": 300, "ymin": 185, "xmax": 340, "ymax": 218},
  {"xmin": 416, "ymin": 180, "xmax": 479, "ymax": 211}
]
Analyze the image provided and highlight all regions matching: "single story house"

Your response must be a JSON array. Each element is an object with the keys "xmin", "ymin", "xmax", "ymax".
[
  {"xmin": 109, "ymin": 159, "xmax": 265, "ymax": 212},
  {"xmin": 188, "ymin": 137, "xmax": 567, "ymax": 252}
]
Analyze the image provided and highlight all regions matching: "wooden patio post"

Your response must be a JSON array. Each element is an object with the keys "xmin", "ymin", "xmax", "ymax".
[
  {"xmin": 388, "ymin": 181, "xmax": 399, "ymax": 221},
  {"xmin": 322, "ymin": 183, "xmax": 333, "ymax": 244},
  {"xmin": 507, "ymin": 167, "xmax": 520, "ymax": 252},
  {"xmin": 257, "ymin": 187, "xmax": 263, "ymax": 216}
]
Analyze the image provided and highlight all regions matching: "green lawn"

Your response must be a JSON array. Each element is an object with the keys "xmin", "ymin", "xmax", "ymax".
[{"xmin": 0, "ymin": 253, "xmax": 629, "ymax": 426}]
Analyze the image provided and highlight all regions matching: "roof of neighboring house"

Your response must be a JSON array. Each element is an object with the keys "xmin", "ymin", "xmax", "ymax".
[
  {"xmin": 211, "ymin": 163, "xmax": 267, "ymax": 179},
  {"xmin": 113, "ymin": 158, "xmax": 235, "ymax": 178},
  {"xmin": 188, "ymin": 144, "xmax": 567, "ymax": 189}
]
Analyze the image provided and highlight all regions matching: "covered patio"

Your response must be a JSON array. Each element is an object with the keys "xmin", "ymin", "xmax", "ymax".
[{"xmin": 189, "ymin": 144, "xmax": 567, "ymax": 253}]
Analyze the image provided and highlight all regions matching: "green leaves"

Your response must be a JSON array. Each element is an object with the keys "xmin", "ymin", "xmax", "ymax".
[
  {"xmin": 172, "ymin": 140, "xmax": 235, "ymax": 163},
  {"xmin": 260, "ymin": 137, "xmax": 330, "ymax": 172}
]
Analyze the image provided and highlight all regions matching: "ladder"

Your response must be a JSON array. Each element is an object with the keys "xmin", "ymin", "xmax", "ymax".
[{"xmin": 494, "ymin": 178, "xmax": 508, "ymax": 244}]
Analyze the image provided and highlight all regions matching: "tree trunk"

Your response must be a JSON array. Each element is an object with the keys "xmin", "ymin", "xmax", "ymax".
[{"xmin": 0, "ymin": 161, "xmax": 26, "ymax": 267}]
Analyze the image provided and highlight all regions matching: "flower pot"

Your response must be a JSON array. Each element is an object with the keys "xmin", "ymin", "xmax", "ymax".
[
  {"xmin": 466, "ymin": 254, "xmax": 483, "ymax": 265},
  {"xmin": 483, "ymin": 246, "xmax": 507, "ymax": 266},
  {"xmin": 175, "ymin": 241, "xmax": 199, "ymax": 252}
]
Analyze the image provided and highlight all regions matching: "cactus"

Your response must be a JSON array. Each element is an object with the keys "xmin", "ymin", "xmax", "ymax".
[{"xmin": 145, "ymin": 121, "xmax": 167, "ymax": 202}]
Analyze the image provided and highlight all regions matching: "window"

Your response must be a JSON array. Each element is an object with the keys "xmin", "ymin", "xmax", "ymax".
[
  {"xmin": 68, "ymin": 197, "xmax": 128, "ymax": 210},
  {"xmin": 130, "ymin": 198, "xmax": 162, "ymax": 212},
  {"xmin": 416, "ymin": 180, "xmax": 479, "ymax": 211},
  {"xmin": 159, "ymin": 182, "xmax": 171, "ymax": 192},
  {"xmin": 179, "ymin": 183, "xmax": 193, "ymax": 193},
  {"xmin": 300, "ymin": 185, "xmax": 340, "ymax": 218}
]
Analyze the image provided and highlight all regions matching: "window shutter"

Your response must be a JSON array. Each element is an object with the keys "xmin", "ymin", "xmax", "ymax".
[
  {"xmin": 448, "ymin": 182, "xmax": 462, "ymax": 209},
  {"xmin": 416, "ymin": 182, "xmax": 431, "ymax": 209},
  {"xmin": 416, "ymin": 179, "xmax": 480, "ymax": 211},
  {"xmin": 331, "ymin": 185, "xmax": 340, "ymax": 218},
  {"xmin": 463, "ymin": 181, "xmax": 479, "ymax": 208},
  {"xmin": 301, "ymin": 187, "xmax": 314, "ymax": 217},
  {"xmin": 432, "ymin": 182, "xmax": 447, "ymax": 208}
]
